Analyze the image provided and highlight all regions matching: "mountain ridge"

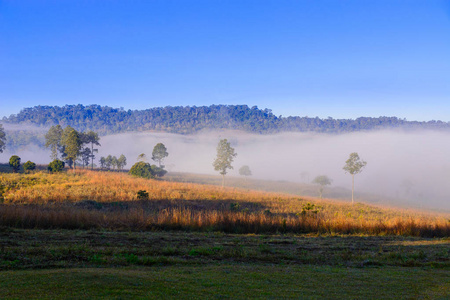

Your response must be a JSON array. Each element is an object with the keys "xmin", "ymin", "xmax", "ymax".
[{"xmin": 3, "ymin": 104, "xmax": 450, "ymax": 135}]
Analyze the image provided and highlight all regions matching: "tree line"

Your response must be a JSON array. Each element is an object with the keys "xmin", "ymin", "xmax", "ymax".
[{"xmin": 4, "ymin": 104, "xmax": 450, "ymax": 137}]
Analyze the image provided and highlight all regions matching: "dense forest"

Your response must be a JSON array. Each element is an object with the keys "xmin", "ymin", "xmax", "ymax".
[{"xmin": 3, "ymin": 104, "xmax": 450, "ymax": 136}]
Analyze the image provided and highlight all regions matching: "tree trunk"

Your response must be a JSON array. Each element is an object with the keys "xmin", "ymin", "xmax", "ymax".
[
  {"xmin": 222, "ymin": 174, "xmax": 225, "ymax": 187},
  {"xmin": 352, "ymin": 174, "xmax": 354, "ymax": 204},
  {"xmin": 91, "ymin": 142, "xmax": 94, "ymax": 170}
]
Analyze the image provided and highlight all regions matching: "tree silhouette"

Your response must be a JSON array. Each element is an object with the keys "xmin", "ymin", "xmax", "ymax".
[
  {"xmin": 152, "ymin": 143, "xmax": 169, "ymax": 168},
  {"xmin": 312, "ymin": 175, "xmax": 332, "ymax": 199},
  {"xmin": 239, "ymin": 165, "xmax": 252, "ymax": 181}
]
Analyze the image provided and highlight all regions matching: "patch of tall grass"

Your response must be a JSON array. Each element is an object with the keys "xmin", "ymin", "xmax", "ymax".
[{"xmin": 0, "ymin": 170, "xmax": 448, "ymax": 237}]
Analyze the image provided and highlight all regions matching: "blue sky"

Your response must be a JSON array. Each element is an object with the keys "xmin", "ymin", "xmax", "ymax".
[{"xmin": 1, "ymin": 0, "xmax": 450, "ymax": 121}]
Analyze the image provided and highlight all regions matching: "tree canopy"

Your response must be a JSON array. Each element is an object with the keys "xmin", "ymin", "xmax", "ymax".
[
  {"xmin": 61, "ymin": 126, "xmax": 82, "ymax": 169},
  {"xmin": 239, "ymin": 165, "xmax": 252, "ymax": 177},
  {"xmin": 9, "ymin": 155, "xmax": 21, "ymax": 173},
  {"xmin": 129, "ymin": 162, "xmax": 154, "ymax": 179},
  {"xmin": 45, "ymin": 125, "xmax": 63, "ymax": 160},
  {"xmin": 23, "ymin": 161, "xmax": 36, "ymax": 173},
  {"xmin": 117, "ymin": 154, "xmax": 127, "ymax": 170},
  {"xmin": 5, "ymin": 104, "xmax": 449, "ymax": 137},
  {"xmin": 48, "ymin": 159, "xmax": 65, "ymax": 173},
  {"xmin": 343, "ymin": 153, "xmax": 367, "ymax": 175}
]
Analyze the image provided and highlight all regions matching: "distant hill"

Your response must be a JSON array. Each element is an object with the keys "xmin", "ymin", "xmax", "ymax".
[{"xmin": 3, "ymin": 104, "xmax": 450, "ymax": 135}]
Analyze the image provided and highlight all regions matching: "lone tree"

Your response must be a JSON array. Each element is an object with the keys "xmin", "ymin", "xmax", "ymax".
[
  {"xmin": 312, "ymin": 175, "xmax": 332, "ymax": 199},
  {"xmin": 61, "ymin": 126, "xmax": 81, "ymax": 170},
  {"xmin": 239, "ymin": 165, "xmax": 252, "ymax": 181},
  {"xmin": 9, "ymin": 155, "xmax": 21, "ymax": 173},
  {"xmin": 152, "ymin": 143, "xmax": 169, "ymax": 168},
  {"xmin": 343, "ymin": 152, "xmax": 367, "ymax": 204},
  {"xmin": 0, "ymin": 124, "xmax": 6, "ymax": 153},
  {"xmin": 45, "ymin": 125, "xmax": 63, "ymax": 160},
  {"xmin": 213, "ymin": 139, "xmax": 237, "ymax": 187}
]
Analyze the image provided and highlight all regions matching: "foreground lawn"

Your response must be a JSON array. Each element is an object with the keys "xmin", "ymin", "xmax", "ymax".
[
  {"xmin": 1, "ymin": 265, "xmax": 449, "ymax": 299},
  {"xmin": 0, "ymin": 229, "xmax": 448, "ymax": 298},
  {"xmin": 1, "ymin": 229, "xmax": 449, "ymax": 269}
]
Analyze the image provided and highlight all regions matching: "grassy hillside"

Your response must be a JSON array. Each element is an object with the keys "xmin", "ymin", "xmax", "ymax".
[{"xmin": 0, "ymin": 169, "xmax": 448, "ymax": 236}]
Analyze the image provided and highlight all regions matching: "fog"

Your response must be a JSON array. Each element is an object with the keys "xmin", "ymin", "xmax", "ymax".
[{"xmin": 2, "ymin": 126, "xmax": 450, "ymax": 210}]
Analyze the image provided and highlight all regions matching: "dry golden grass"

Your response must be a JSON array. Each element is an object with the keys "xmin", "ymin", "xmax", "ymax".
[{"xmin": 0, "ymin": 170, "xmax": 449, "ymax": 236}]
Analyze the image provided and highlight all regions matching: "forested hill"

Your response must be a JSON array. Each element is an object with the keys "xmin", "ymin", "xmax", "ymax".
[{"xmin": 3, "ymin": 104, "xmax": 450, "ymax": 135}]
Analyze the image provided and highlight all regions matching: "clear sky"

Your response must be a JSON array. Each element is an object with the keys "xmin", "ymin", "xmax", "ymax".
[{"xmin": 1, "ymin": 0, "xmax": 450, "ymax": 121}]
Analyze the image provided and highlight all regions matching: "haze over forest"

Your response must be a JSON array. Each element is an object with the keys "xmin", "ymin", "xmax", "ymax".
[{"xmin": 1, "ymin": 104, "xmax": 449, "ymax": 211}]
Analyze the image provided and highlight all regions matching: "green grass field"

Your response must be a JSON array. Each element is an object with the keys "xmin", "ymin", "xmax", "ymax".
[
  {"xmin": 1, "ymin": 266, "xmax": 449, "ymax": 299},
  {"xmin": 0, "ymin": 229, "xmax": 449, "ymax": 299}
]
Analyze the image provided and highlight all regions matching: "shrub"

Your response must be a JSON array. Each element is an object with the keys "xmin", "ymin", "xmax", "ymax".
[
  {"xmin": 230, "ymin": 203, "xmax": 240, "ymax": 211},
  {"xmin": 151, "ymin": 165, "xmax": 167, "ymax": 177},
  {"xmin": 298, "ymin": 202, "xmax": 323, "ymax": 216},
  {"xmin": 9, "ymin": 155, "xmax": 21, "ymax": 173},
  {"xmin": 23, "ymin": 161, "xmax": 36, "ymax": 173},
  {"xmin": 129, "ymin": 162, "xmax": 167, "ymax": 179},
  {"xmin": 129, "ymin": 162, "xmax": 154, "ymax": 179},
  {"xmin": 137, "ymin": 190, "xmax": 149, "ymax": 200},
  {"xmin": 48, "ymin": 159, "xmax": 65, "ymax": 173}
]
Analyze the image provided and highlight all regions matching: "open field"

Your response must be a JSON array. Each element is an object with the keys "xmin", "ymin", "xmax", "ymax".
[
  {"xmin": 2, "ymin": 266, "xmax": 449, "ymax": 299},
  {"xmin": 0, "ymin": 168, "xmax": 449, "ymax": 298},
  {"xmin": 0, "ymin": 169, "xmax": 449, "ymax": 236},
  {"xmin": 1, "ymin": 229, "xmax": 448, "ymax": 270},
  {"xmin": 0, "ymin": 229, "xmax": 449, "ymax": 299}
]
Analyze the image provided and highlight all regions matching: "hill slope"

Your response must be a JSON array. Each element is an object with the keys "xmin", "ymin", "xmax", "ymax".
[{"xmin": 1, "ymin": 169, "xmax": 448, "ymax": 236}]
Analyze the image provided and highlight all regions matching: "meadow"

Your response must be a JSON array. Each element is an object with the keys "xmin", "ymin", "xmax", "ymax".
[
  {"xmin": 0, "ymin": 169, "xmax": 449, "ymax": 236},
  {"xmin": 0, "ymin": 167, "xmax": 449, "ymax": 298}
]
